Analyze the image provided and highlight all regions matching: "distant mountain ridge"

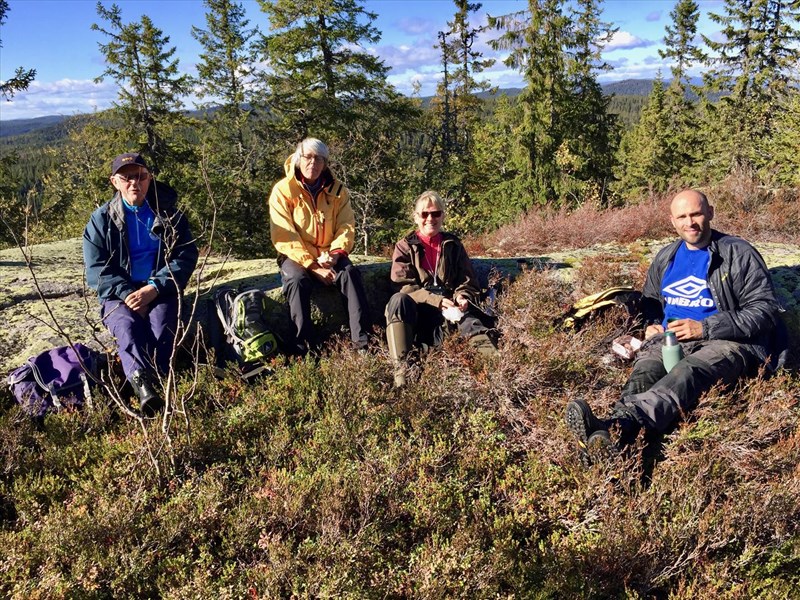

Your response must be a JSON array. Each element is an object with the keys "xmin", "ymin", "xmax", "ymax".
[{"xmin": 0, "ymin": 79, "xmax": 665, "ymax": 138}]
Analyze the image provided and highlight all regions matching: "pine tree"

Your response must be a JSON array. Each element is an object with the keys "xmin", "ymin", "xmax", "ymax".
[
  {"xmin": 256, "ymin": 0, "xmax": 392, "ymax": 140},
  {"xmin": 92, "ymin": 2, "xmax": 189, "ymax": 173}
]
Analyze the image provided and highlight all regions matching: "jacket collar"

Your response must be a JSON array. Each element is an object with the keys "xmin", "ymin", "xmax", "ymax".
[{"xmin": 406, "ymin": 230, "xmax": 457, "ymax": 246}]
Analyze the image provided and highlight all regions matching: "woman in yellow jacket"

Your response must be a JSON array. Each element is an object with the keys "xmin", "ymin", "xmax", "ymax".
[{"xmin": 269, "ymin": 138, "xmax": 370, "ymax": 354}]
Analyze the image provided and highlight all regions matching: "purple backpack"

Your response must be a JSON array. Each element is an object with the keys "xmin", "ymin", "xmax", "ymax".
[{"xmin": 6, "ymin": 344, "xmax": 101, "ymax": 418}]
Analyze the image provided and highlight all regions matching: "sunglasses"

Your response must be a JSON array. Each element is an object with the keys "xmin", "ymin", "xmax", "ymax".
[{"xmin": 419, "ymin": 210, "xmax": 442, "ymax": 219}]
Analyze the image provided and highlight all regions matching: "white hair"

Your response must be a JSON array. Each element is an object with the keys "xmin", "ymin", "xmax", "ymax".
[{"xmin": 291, "ymin": 138, "xmax": 329, "ymax": 169}]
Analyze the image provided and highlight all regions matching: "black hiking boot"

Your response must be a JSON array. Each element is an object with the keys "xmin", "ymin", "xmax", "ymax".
[
  {"xmin": 587, "ymin": 429, "xmax": 617, "ymax": 463},
  {"xmin": 130, "ymin": 369, "xmax": 164, "ymax": 418},
  {"xmin": 565, "ymin": 398, "xmax": 604, "ymax": 467}
]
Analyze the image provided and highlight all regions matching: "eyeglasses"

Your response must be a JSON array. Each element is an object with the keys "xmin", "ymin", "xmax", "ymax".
[
  {"xmin": 115, "ymin": 171, "xmax": 150, "ymax": 184},
  {"xmin": 301, "ymin": 154, "xmax": 325, "ymax": 163},
  {"xmin": 419, "ymin": 210, "xmax": 442, "ymax": 219}
]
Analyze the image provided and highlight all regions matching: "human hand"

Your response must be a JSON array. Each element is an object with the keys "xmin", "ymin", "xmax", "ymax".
[
  {"xmin": 440, "ymin": 297, "xmax": 456, "ymax": 310},
  {"xmin": 644, "ymin": 323, "xmax": 665, "ymax": 339},
  {"xmin": 667, "ymin": 318, "xmax": 703, "ymax": 341},
  {"xmin": 309, "ymin": 263, "xmax": 335, "ymax": 285},
  {"xmin": 124, "ymin": 285, "xmax": 158, "ymax": 315},
  {"xmin": 317, "ymin": 251, "xmax": 333, "ymax": 268}
]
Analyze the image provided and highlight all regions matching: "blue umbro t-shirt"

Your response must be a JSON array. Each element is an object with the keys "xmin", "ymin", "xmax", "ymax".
[{"xmin": 660, "ymin": 242, "xmax": 717, "ymax": 327}]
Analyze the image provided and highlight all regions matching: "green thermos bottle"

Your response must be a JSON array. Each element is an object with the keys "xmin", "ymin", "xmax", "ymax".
[{"xmin": 662, "ymin": 330, "xmax": 684, "ymax": 372}]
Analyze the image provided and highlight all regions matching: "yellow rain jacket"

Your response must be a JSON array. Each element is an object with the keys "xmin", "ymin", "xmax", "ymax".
[{"xmin": 268, "ymin": 157, "xmax": 355, "ymax": 268}]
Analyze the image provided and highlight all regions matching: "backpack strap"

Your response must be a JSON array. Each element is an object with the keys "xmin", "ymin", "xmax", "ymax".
[
  {"xmin": 214, "ymin": 288, "xmax": 244, "ymax": 345},
  {"xmin": 28, "ymin": 358, "xmax": 63, "ymax": 409}
]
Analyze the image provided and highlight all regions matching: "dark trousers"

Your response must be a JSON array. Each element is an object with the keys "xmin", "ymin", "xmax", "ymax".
[
  {"xmin": 385, "ymin": 292, "xmax": 488, "ymax": 348},
  {"xmin": 101, "ymin": 294, "xmax": 179, "ymax": 379},
  {"xmin": 616, "ymin": 335, "xmax": 759, "ymax": 433},
  {"xmin": 279, "ymin": 256, "xmax": 370, "ymax": 351}
]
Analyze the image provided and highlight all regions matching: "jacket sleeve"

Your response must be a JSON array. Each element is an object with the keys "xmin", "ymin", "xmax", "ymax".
[
  {"xmin": 452, "ymin": 242, "xmax": 481, "ymax": 304},
  {"xmin": 390, "ymin": 241, "xmax": 442, "ymax": 307},
  {"xmin": 702, "ymin": 244, "xmax": 779, "ymax": 342},
  {"xmin": 149, "ymin": 208, "xmax": 198, "ymax": 296},
  {"xmin": 82, "ymin": 210, "xmax": 136, "ymax": 302},
  {"xmin": 269, "ymin": 185, "xmax": 316, "ymax": 268},
  {"xmin": 640, "ymin": 257, "xmax": 666, "ymax": 325},
  {"xmin": 329, "ymin": 187, "xmax": 355, "ymax": 255}
]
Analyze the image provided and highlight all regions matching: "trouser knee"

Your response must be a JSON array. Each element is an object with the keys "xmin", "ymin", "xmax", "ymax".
[{"xmin": 385, "ymin": 292, "xmax": 417, "ymax": 325}]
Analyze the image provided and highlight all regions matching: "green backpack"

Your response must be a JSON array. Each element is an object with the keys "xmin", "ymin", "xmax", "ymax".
[{"xmin": 213, "ymin": 287, "xmax": 280, "ymax": 367}]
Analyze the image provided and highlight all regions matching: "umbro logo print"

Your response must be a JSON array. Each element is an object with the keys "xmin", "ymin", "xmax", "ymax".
[{"xmin": 663, "ymin": 276, "xmax": 715, "ymax": 308}]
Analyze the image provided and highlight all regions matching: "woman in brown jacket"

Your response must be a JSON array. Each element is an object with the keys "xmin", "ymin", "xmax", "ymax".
[{"xmin": 386, "ymin": 191, "xmax": 497, "ymax": 386}]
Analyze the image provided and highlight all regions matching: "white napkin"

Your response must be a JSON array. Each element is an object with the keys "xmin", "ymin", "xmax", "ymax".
[{"xmin": 442, "ymin": 306, "xmax": 464, "ymax": 323}]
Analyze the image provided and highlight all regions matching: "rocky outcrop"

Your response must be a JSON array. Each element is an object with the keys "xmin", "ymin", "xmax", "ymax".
[{"xmin": 2, "ymin": 237, "xmax": 798, "ymax": 374}]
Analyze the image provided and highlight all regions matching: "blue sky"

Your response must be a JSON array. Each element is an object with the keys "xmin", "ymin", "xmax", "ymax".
[{"xmin": 0, "ymin": 0, "xmax": 724, "ymax": 121}]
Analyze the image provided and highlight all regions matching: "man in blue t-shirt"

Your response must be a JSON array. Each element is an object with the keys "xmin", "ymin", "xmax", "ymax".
[
  {"xmin": 565, "ymin": 190, "xmax": 783, "ymax": 465},
  {"xmin": 83, "ymin": 153, "xmax": 198, "ymax": 417}
]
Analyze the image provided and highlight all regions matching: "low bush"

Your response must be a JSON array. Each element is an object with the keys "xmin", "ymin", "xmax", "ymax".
[{"xmin": 0, "ymin": 251, "xmax": 797, "ymax": 598}]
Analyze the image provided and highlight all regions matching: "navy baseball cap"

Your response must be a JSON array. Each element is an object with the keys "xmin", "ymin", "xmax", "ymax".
[{"xmin": 111, "ymin": 153, "xmax": 149, "ymax": 176}]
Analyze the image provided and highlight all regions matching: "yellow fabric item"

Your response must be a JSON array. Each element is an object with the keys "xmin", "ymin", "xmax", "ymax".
[
  {"xmin": 268, "ymin": 156, "xmax": 355, "ymax": 268},
  {"xmin": 563, "ymin": 286, "xmax": 638, "ymax": 329}
]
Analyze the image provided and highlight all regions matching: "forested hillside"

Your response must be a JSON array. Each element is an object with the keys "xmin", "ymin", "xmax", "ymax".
[{"xmin": 1, "ymin": 0, "xmax": 797, "ymax": 256}]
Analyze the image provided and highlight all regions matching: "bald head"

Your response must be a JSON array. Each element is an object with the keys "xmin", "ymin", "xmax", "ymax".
[{"xmin": 670, "ymin": 189, "xmax": 714, "ymax": 249}]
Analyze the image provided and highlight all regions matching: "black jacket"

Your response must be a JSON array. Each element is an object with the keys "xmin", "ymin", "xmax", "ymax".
[
  {"xmin": 83, "ymin": 181, "xmax": 198, "ymax": 303},
  {"xmin": 641, "ymin": 230, "xmax": 786, "ymax": 368}
]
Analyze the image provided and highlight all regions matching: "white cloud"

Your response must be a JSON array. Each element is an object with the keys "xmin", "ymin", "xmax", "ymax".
[
  {"xmin": 375, "ymin": 41, "xmax": 440, "ymax": 71},
  {"xmin": 0, "ymin": 79, "xmax": 118, "ymax": 121},
  {"xmin": 605, "ymin": 31, "xmax": 656, "ymax": 52}
]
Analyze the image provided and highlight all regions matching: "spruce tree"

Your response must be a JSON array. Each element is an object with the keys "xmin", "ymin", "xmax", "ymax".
[
  {"xmin": 191, "ymin": 0, "xmax": 257, "ymax": 146},
  {"xmin": 658, "ymin": 0, "xmax": 705, "ymax": 182},
  {"xmin": 490, "ymin": 0, "xmax": 570, "ymax": 206},
  {"xmin": 190, "ymin": 0, "xmax": 272, "ymax": 256},
  {"xmin": 615, "ymin": 74, "xmax": 674, "ymax": 199},
  {"xmin": 92, "ymin": 2, "xmax": 189, "ymax": 173},
  {"xmin": 431, "ymin": 0, "xmax": 496, "ymax": 228},
  {"xmin": 702, "ymin": 0, "xmax": 800, "ymax": 177},
  {"xmin": 256, "ymin": 0, "xmax": 392, "ymax": 140},
  {"xmin": 561, "ymin": 0, "xmax": 619, "ymax": 205},
  {"xmin": 0, "ymin": 0, "xmax": 36, "ymax": 100}
]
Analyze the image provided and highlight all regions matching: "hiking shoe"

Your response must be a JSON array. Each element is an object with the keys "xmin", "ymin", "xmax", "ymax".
[
  {"xmin": 587, "ymin": 429, "xmax": 617, "ymax": 463},
  {"xmin": 565, "ymin": 398, "xmax": 604, "ymax": 467}
]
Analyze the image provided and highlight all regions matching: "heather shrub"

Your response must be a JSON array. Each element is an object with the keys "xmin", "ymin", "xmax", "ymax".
[
  {"xmin": 478, "ymin": 185, "xmax": 799, "ymax": 256},
  {"xmin": 1, "ymin": 264, "xmax": 798, "ymax": 597}
]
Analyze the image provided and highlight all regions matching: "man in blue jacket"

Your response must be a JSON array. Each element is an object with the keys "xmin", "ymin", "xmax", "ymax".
[
  {"xmin": 565, "ymin": 189, "xmax": 784, "ymax": 465},
  {"xmin": 83, "ymin": 153, "xmax": 198, "ymax": 416}
]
